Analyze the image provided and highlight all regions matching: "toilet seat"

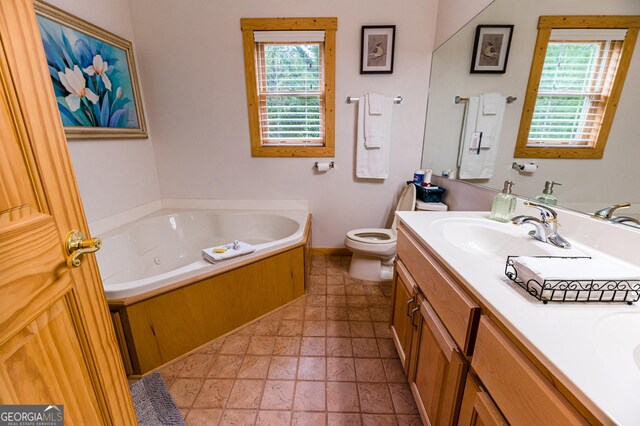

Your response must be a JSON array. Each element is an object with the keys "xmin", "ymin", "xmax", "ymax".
[{"xmin": 346, "ymin": 228, "xmax": 396, "ymax": 244}]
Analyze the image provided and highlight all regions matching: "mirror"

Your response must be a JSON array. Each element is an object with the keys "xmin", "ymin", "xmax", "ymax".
[{"xmin": 422, "ymin": 0, "xmax": 640, "ymax": 222}]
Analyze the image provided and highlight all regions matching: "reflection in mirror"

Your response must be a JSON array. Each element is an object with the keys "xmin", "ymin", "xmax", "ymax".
[{"xmin": 421, "ymin": 0, "xmax": 640, "ymax": 222}]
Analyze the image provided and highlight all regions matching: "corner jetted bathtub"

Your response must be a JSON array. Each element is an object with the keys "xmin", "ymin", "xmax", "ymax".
[{"xmin": 97, "ymin": 208, "xmax": 309, "ymax": 299}]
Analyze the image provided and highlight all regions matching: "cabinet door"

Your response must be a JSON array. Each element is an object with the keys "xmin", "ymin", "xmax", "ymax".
[
  {"xmin": 390, "ymin": 261, "xmax": 417, "ymax": 369},
  {"xmin": 409, "ymin": 295, "xmax": 467, "ymax": 426},
  {"xmin": 458, "ymin": 374, "xmax": 508, "ymax": 426}
]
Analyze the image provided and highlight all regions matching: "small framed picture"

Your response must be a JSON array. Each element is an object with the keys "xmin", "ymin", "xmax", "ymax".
[
  {"xmin": 360, "ymin": 25, "xmax": 396, "ymax": 74},
  {"xmin": 470, "ymin": 25, "xmax": 514, "ymax": 74}
]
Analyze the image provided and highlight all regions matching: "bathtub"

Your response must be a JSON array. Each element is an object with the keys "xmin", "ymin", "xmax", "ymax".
[{"xmin": 96, "ymin": 208, "xmax": 309, "ymax": 300}]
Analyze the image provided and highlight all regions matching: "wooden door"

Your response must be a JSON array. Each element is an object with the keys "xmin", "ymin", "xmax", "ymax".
[
  {"xmin": 390, "ymin": 261, "xmax": 417, "ymax": 369},
  {"xmin": 409, "ymin": 295, "xmax": 467, "ymax": 426},
  {"xmin": 0, "ymin": 1, "xmax": 137, "ymax": 424},
  {"xmin": 458, "ymin": 374, "xmax": 508, "ymax": 426}
]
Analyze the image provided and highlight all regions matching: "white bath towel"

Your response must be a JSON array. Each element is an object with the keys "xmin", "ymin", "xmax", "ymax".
[
  {"xmin": 364, "ymin": 93, "xmax": 393, "ymax": 148},
  {"xmin": 481, "ymin": 92, "xmax": 502, "ymax": 115},
  {"xmin": 458, "ymin": 93, "xmax": 505, "ymax": 179},
  {"xmin": 477, "ymin": 93, "xmax": 506, "ymax": 148},
  {"xmin": 202, "ymin": 241, "xmax": 256, "ymax": 263},
  {"xmin": 356, "ymin": 94, "xmax": 393, "ymax": 178}
]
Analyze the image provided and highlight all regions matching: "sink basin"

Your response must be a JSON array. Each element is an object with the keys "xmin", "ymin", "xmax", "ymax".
[
  {"xmin": 431, "ymin": 217, "xmax": 582, "ymax": 262},
  {"xmin": 594, "ymin": 313, "xmax": 640, "ymax": 385}
]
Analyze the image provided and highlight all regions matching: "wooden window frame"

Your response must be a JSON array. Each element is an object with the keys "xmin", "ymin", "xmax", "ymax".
[
  {"xmin": 241, "ymin": 17, "xmax": 337, "ymax": 157},
  {"xmin": 514, "ymin": 16, "xmax": 640, "ymax": 159}
]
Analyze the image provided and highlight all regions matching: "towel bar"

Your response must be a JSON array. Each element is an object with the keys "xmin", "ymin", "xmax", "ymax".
[
  {"xmin": 346, "ymin": 96, "xmax": 402, "ymax": 104},
  {"xmin": 454, "ymin": 95, "xmax": 517, "ymax": 104}
]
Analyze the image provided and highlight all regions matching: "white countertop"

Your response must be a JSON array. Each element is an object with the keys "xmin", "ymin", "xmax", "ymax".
[{"xmin": 397, "ymin": 209, "xmax": 640, "ymax": 426}]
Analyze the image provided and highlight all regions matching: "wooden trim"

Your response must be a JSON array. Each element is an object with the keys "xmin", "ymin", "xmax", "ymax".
[
  {"xmin": 108, "ymin": 220, "xmax": 311, "ymax": 306},
  {"xmin": 241, "ymin": 17, "xmax": 337, "ymax": 157},
  {"xmin": 514, "ymin": 16, "xmax": 640, "ymax": 159},
  {"xmin": 309, "ymin": 247, "xmax": 350, "ymax": 256}
]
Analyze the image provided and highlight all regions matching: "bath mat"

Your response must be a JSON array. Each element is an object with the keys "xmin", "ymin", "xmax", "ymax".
[{"xmin": 129, "ymin": 372, "xmax": 185, "ymax": 426}]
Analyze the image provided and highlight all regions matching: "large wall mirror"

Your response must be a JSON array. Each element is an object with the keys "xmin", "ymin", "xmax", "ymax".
[{"xmin": 421, "ymin": 0, "xmax": 640, "ymax": 222}]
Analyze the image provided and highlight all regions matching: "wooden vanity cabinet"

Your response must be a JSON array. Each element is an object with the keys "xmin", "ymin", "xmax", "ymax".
[
  {"xmin": 408, "ymin": 294, "xmax": 468, "ymax": 425},
  {"xmin": 458, "ymin": 373, "xmax": 508, "ymax": 426},
  {"xmin": 390, "ymin": 261, "xmax": 419, "ymax": 369}
]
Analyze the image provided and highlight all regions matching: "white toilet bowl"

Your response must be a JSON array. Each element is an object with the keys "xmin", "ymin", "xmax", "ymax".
[{"xmin": 344, "ymin": 184, "xmax": 416, "ymax": 282}]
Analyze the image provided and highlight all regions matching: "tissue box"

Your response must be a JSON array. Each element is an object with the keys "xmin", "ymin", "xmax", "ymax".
[{"xmin": 407, "ymin": 182, "xmax": 446, "ymax": 203}]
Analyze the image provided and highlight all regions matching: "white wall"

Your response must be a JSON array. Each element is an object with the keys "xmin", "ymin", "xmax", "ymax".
[
  {"xmin": 434, "ymin": 0, "xmax": 493, "ymax": 49},
  {"xmin": 45, "ymin": 0, "xmax": 161, "ymax": 223},
  {"xmin": 422, "ymin": 0, "xmax": 640, "ymax": 211},
  {"xmin": 128, "ymin": 0, "xmax": 438, "ymax": 247}
]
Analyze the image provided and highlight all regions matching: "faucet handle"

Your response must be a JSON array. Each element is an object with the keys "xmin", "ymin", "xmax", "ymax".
[
  {"xmin": 594, "ymin": 202, "xmax": 631, "ymax": 220},
  {"xmin": 524, "ymin": 200, "xmax": 557, "ymax": 222}
]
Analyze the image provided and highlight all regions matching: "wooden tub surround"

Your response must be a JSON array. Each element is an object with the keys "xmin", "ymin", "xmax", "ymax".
[{"xmin": 109, "ymin": 215, "xmax": 311, "ymax": 375}]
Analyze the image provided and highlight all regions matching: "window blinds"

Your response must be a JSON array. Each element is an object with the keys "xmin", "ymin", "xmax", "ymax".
[
  {"xmin": 528, "ymin": 29, "xmax": 626, "ymax": 147},
  {"xmin": 254, "ymin": 31, "xmax": 325, "ymax": 145}
]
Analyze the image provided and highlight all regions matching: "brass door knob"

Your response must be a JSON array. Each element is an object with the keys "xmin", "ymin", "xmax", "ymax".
[{"xmin": 65, "ymin": 230, "xmax": 102, "ymax": 268}]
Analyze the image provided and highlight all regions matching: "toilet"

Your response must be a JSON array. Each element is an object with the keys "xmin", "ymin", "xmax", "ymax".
[{"xmin": 344, "ymin": 184, "xmax": 417, "ymax": 282}]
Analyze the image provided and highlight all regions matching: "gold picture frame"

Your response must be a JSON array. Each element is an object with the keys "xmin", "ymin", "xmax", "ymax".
[{"xmin": 34, "ymin": 1, "xmax": 147, "ymax": 140}]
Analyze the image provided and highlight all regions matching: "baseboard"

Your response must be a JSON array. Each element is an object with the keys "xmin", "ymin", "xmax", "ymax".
[{"xmin": 310, "ymin": 248, "xmax": 351, "ymax": 256}]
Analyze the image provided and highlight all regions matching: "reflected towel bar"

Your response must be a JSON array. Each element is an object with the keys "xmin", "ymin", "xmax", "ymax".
[
  {"xmin": 454, "ymin": 95, "xmax": 517, "ymax": 104},
  {"xmin": 346, "ymin": 96, "xmax": 403, "ymax": 104}
]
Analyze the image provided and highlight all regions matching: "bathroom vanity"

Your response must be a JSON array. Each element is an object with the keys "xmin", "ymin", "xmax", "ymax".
[{"xmin": 391, "ymin": 208, "xmax": 640, "ymax": 425}]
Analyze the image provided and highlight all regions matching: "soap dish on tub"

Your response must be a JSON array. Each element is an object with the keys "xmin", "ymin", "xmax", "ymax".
[{"xmin": 505, "ymin": 256, "xmax": 640, "ymax": 304}]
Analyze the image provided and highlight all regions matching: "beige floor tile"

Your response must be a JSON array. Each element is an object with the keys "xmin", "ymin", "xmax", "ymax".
[
  {"xmin": 256, "ymin": 410, "xmax": 292, "ymax": 426},
  {"xmin": 254, "ymin": 319, "xmax": 281, "ymax": 336},
  {"xmin": 304, "ymin": 306, "xmax": 327, "ymax": 321},
  {"xmin": 373, "ymin": 322, "xmax": 393, "ymax": 338},
  {"xmin": 327, "ymin": 284, "xmax": 346, "ymax": 295},
  {"xmin": 293, "ymin": 381, "xmax": 326, "ymax": 411},
  {"xmin": 346, "ymin": 285, "xmax": 367, "ymax": 296},
  {"xmin": 367, "ymin": 295, "xmax": 389, "ymax": 306},
  {"xmin": 327, "ymin": 382, "xmax": 360, "ymax": 412},
  {"xmin": 388, "ymin": 383, "xmax": 419, "ymax": 414},
  {"xmin": 326, "ymin": 358, "xmax": 356, "ymax": 382},
  {"xmin": 179, "ymin": 407, "xmax": 190, "ymax": 420},
  {"xmin": 352, "ymin": 338, "xmax": 380, "ymax": 358},
  {"xmin": 327, "ymin": 267, "xmax": 344, "ymax": 276},
  {"xmin": 350, "ymin": 322, "xmax": 376, "ymax": 338},
  {"xmin": 358, "ymin": 383, "xmax": 394, "ymax": 414},
  {"xmin": 260, "ymin": 380, "xmax": 295, "ymax": 410},
  {"xmin": 278, "ymin": 320, "xmax": 304, "ymax": 336},
  {"xmin": 179, "ymin": 354, "xmax": 216, "ymax": 378},
  {"xmin": 355, "ymin": 358, "xmax": 387, "ymax": 382},
  {"xmin": 362, "ymin": 413, "xmax": 398, "ymax": 426},
  {"xmin": 247, "ymin": 336, "xmax": 276, "ymax": 355},
  {"xmin": 160, "ymin": 358, "xmax": 186, "ymax": 384},
  {"xmin": 219, "ymin": 335, "xmax": 251, "ymax": 355},
  {"xmin": 347, "ymin": 296, "xmax": 369, "ymax": 307},
  {"xmin": 300, "ymin": 337, "xmax": 326, "ymax": 356},
  {"xmin": 364, "ymin": 286, "xmax": 384, "ymax": 296},
  {"xmin": 327, "ymin": 307, "xmax": 349, "ymax": 320},
  {"xmin": 348, "ymin": 307, "xmax": 372, "ymax": 322},
  {"xmin": 192, "ymin": 379, "xmax": 234, "ymax": 409},
  {"xmin": 291, "ymin": 412, "xmax": 326, "ymax": 426},
  {"xmin": 396, "ymin": 414, "xmax": 423, "ymax": 425},
  {"xmin": 369, "ymin": 307, "xmax": 390, "ymax": 322},
  {"xmin": 184, "ymin": 408, "xmax": 223, "ymax": 425},
  {"xmin": 225, "ymin": 379, "xmax": 264, "ymax": 409},
  {"xmin": 281, "ymin": 305, "xmax": 305, "ymax": 321},
  {"xmin": 382, "ymin": 358, "xmax": 407, "ymax": 383},
  {"xmin": 326, "ymin": 337, "xmax": 353, "ymax": 357},
  {"xmin": 327, "ymin": 321, "xmax": 351, "ymax": 337},
  {"xmin": 237, "ymin": 355, "xmax": 271, "ymax": 379},
  {"xmin": 208, "ymin": 355, "xmax": 243, "ymax": 378},
  {"xmin": 327, "ymin": 295, "xmax": 348, "ymax": 306},
  {"xmin": 197, "ymin": 337, "xmax": 225, "ymax": 355},
  {"xmin": 236, "ymin": 322, "xmax": 257, "ymax": 335},
  {"xmin": 308, "ymin": 284, "xmax": 327, "ymax": 295},
  {"xmin": 303, "ymin": 320, "xmax": 326, "ymax": 336},
  {"xmin": 273, "ymin": 337, "xmax": 301, "ymax": 355},
  {"xmin": 297, "ymin": 357, "xmax": 326, "ymax": 380},
  {"xmin": 328, "ymin": 412, "xmax": 363, "ymax": 426},
  {"xmin": 307, "ymin": 295, "xmax": 327, "ymax": 306},
  {"xmin": 377, "ymin": 339, "xmax": 399, "ymax": 359},
  {"xmin": 170, "ymin": 378, "xmax": 205, "ymax": 408},
  {"xmin": 309, "ymin": 275, "xmax": 327, "ymax": 285},
  {"xmin": 219, "ymin": 409, "xmax": 257, "ymax": 425},
  {"xmin": 327, "ymin": 275, "xmax": 345, "ymax": 285},
  {"xmin": 268, "ymin": 356, "xmax": 298, "ymax": 380}
]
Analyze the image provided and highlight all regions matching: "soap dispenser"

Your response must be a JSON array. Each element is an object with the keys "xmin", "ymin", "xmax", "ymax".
[
  {"xmin": 535, "ymin": 181, "xmax": 561, "ymax": 205},
  {"xmin": 490, "ymin": 180, "xmax": 516, "ymax": 222}
]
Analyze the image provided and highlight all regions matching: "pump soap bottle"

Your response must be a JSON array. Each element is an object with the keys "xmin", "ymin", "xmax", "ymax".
[
  {"xmin": 535, "ymin": 181, "xmax": 561, "ymax": 205},
  {"xmin": 490, "ymin": 180, "xmax": 516, "ymax": 222}
]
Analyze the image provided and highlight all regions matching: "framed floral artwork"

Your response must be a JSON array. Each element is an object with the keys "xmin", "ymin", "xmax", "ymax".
[
  {"xmin": 34, "ymin": 1, "xmax": 147, "ymax": 140},
  {"xmin": 360, "ymin": 26, "xmax": 396, "ymax": 74}
]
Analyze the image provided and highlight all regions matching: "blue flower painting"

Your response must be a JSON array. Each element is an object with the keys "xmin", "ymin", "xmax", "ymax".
[{"xmin": 35, "ymin": 6, "xmax": 146, "ymax": 139}]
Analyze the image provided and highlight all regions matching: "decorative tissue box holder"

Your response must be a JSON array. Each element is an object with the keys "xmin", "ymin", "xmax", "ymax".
[{"xmin": 407, "ymin": 182, "xmax": 446, "ymax": 203}]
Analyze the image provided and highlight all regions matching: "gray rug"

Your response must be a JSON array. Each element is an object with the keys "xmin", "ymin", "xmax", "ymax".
[{"xmin": 130, "ymin": 372, "xmax": 185, "ymax": 426}]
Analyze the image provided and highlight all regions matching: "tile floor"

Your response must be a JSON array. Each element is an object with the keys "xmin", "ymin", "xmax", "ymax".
[{"xmin": 160, "ymin": 255, "xmax": 423, "ymax": 426}]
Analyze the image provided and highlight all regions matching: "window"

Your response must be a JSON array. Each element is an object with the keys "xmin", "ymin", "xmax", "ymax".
[
  {"xmin": 241, "ymin": 18, "xmax": 337, "ymax": 157},
  {"xmin": 514, "ymin": 16, "xmax": 639, "ymax": 159}
]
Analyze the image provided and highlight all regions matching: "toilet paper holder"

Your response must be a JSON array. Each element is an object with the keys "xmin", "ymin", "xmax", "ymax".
[
  {"xmin": 314, "ymin": 161, "xmax": 335, "ymax": 170},
  {"xmin": 512, "ymin": 162, "xmax": 538, "ymax": 172}
]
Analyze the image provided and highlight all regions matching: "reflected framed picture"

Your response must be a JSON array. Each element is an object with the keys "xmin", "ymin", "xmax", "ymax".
[
  {"xmin": 470, "ymin": 25, "xmax": 514, "ymax": 74},
  {"xmin": 360, "ymin": 25, "xmax": 396, "ymax": 74},
  {"xmin": 34, "ymin": 1, "xmax": 147, "ymax": 140}
]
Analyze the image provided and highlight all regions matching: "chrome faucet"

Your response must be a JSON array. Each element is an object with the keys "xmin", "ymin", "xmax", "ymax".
[
  {"xmin": 611, "ymin": 216, "xmax": 640, "ymax": 227},
  {"xmin": 594, "ymin": 202, "xmax": 631, "ymax": 220},
  {"xmin": 511, "ymin": 201, "xmax": 572, "ymax": 249}
]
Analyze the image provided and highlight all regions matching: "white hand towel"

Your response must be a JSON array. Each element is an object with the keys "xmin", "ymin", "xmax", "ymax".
[
  {"xmin": 364, "ymin": 93, "xmax": 393, "ymax": 149},
  {"xmin": 202, "ymin": 241, "xmax": 256, "ymax": 263},
  {"xmin": 477, "ymin": 93, "xmax": 506, "ymax": 148},
  {"xmin": 356, "ymin": 94, "xmax": 393, "ymax": 179},
  {"xmin": 481, "ymin": 92, "xmax": 502, "ymax": 115}
]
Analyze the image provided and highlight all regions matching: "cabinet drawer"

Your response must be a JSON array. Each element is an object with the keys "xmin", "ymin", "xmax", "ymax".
[
  {"xmin": 397, "ymin": 226, "xmax": 479, "ymax": 353},
  {"xmin": 472, "ymin": 316, "xmax": 588, "ymax": 425}
]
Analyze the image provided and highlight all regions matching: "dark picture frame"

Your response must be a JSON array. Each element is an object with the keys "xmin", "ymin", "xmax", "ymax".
[
  {"xmin": 360, "ymin": 25, "xmax": 396, "ymax": 74},
  {"xmin": 470, "ymin": 25, "xmax": 514, "ymax": 74}
]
